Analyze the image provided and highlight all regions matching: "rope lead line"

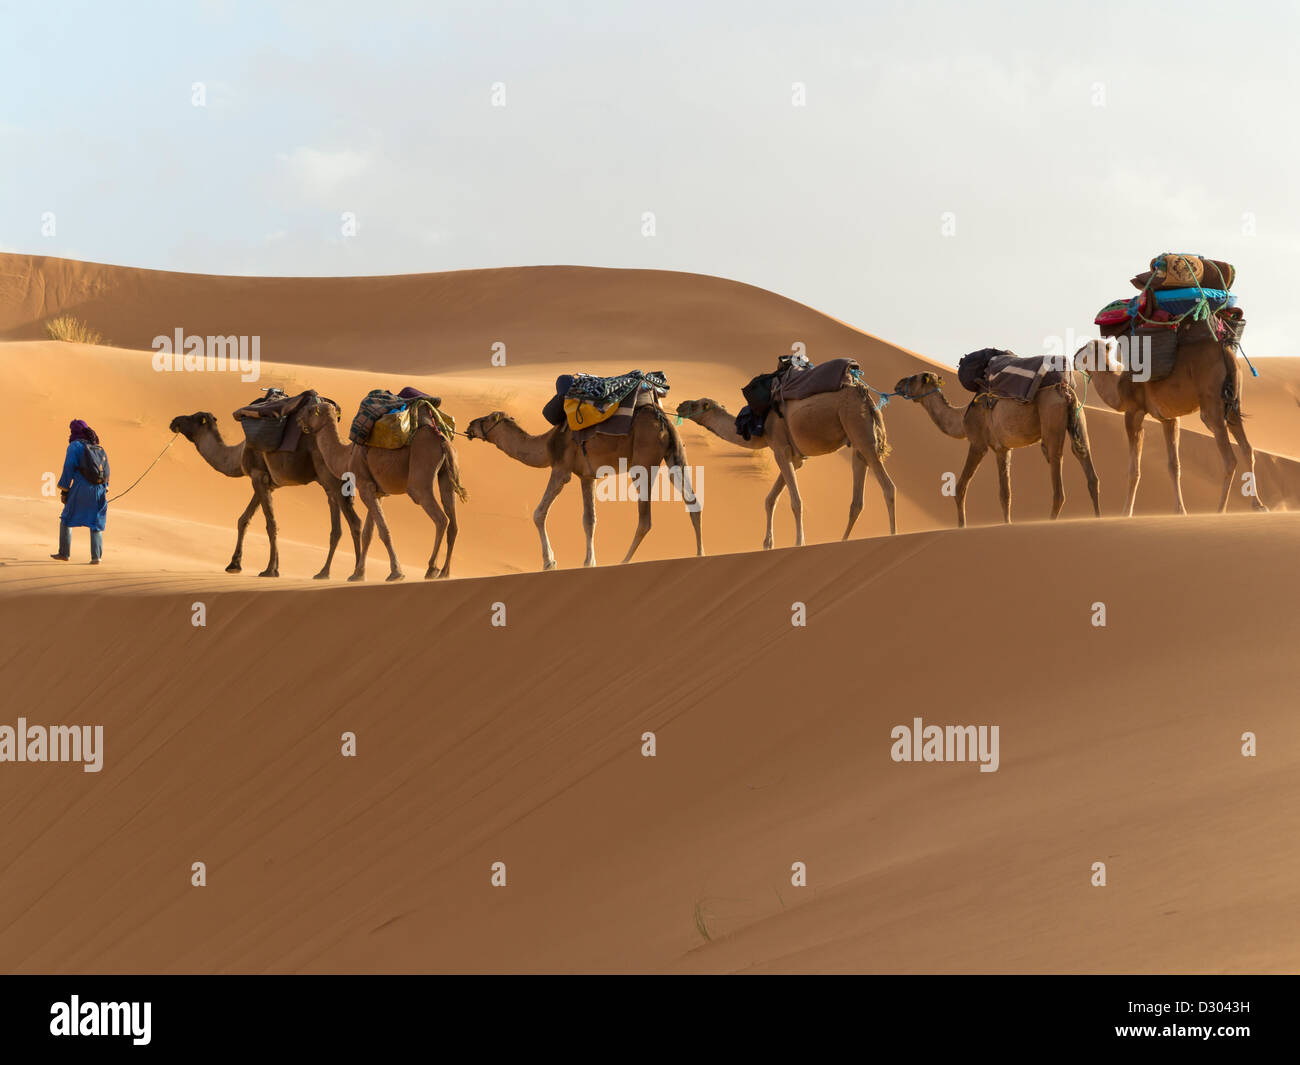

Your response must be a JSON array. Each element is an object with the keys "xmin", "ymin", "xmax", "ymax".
[{"xmin": 104, "ymin": 433, "xmax": 179, "ymax": 504}]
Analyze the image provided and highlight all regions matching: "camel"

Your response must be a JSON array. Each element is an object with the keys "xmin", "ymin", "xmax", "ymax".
[
  {"xmin": 296, "ymin": 398, "xmax": 466, "ymax": 582},
  {"xmin": 168, "ymin": 408, "xmax": 361, "ymax": 577},
  {"xmin": 1075, "ymin": 329, "xmax": 1266, "ymax": 515},
  {"xmin": 892, "ymin": 370, "xmax": 1100, "ymax": 527},
  {"xmin": 675, "ymin": 382, "xmax": 896, "ymax": 548},
  {"xmin": 465, "ymin": 404, "xmax": 701, "ymax": 570}
]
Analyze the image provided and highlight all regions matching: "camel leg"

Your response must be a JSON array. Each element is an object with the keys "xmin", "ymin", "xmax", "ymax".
[
  {"xmin": 580, "ymin": 477, "xmax": 597, "ymax": 567},
  {"xmin": 435, "ymin": 466, "xmax": 460, "ymax": 577},
  {"xmin": 621, "ymin": 487, "xmax": 653, "ymax": 563},
  {"xmin": 409, "ymin": 483, "xmax": 448, "ymax": 581},
  {"xmin": 842, "ymin": 410, "xmax": 896, "ymax": 535},
  {"xmin": 773, "ymin": 450, "xmax": 805, "ymax": 546},
  {"xmin": 1123, "ymin": 410, "xmax": 1145, "ymax": 517},
  {"xmin": 954, "ymin": 443, "xmax": 988, "ymax": 529},
  {"xmin": 842, "ymin": 451, "xmax": 866, "ymax": 540},
  {"xmin": 869, "ymin": 453, "xmax": 897, "ymax": 535},
  {"xmin": 666, "ymin": 459, "xmax": 704, "ymax": 557},
  {"xmin": 1070, "ymin": 419, "xmax": 1102, "ymax": 518},
  {"xmin": 1227, "ymin": 413, "xmax": 1268, "ymax": 512},
  {"xmin": 251, "ymin": 474, "xmax": 279, "ymax": 577},
  {"xmin": 314, "ymin": 488, "xmax": 343, "ymax": 580},
  {"xmin": 349, "ymin": 510, "xmax": 376, "ymax": 582},
  {"xmin": 763, "ymin": 474, "xmax": 786, "ymax": 550},
  {"xmin": 226, "ymin": 492, "xmax": 261, "ymax": 573},
  {"xmin": 361, "ymin": 486, "xmax": 403, "ymax": 581},
  {"xmin": 1200, "ymin": 401, "xmax": 1238, "ymax": 513},
  {"xmin": 534, "ymin": 468, "xmax": 570, "ymax": 571},
  {"xmin": 996, "ymin": 449, "xmax": 1017, "ymax": 522},
  {"xmin": 1160, "ymin": 419, "xmax": 1187, "ymax": 516}
]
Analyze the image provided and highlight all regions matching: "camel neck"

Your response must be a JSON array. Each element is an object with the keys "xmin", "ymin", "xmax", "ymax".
[
  {"xmin": 484, "ymin": 420, "xmax": 553, "ymax": 468},
  {"xmin": 194, "ymin": 425, "xmax": 244, "ymax": 477},
  {"xmin": 919, "ymin": 390, "xmax": 968, "ymax": 440}
]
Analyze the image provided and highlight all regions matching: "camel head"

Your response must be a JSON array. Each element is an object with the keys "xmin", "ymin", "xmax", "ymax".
[
  {"xmin": 1073, "ymin": 339, "xmax": 1120, "ymax": 374},
  {"xmin": 466, "ymin": 412, "xmax": 513, "ymax": 441},
  {"xmin": 674, "ymin": 398, "xmax": 721, "ymax": 423},
  {"xmin": 169, "ymin": 412, "xmax": 220, "ymax": 440},
  {"xmin": 297, "ymin": 398, "xmax": 342, "ymax": 435},
  {"xmin": 893, "ymin": 372, "xmax": 944, "ymax": 401}
]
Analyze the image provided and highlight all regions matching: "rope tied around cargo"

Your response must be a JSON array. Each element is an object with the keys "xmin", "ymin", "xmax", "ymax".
[{"xmin": 105, "ymin": 433, "xmax": 178, "ymax": 504}]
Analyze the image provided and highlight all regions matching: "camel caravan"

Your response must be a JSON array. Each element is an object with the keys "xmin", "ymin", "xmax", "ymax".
[{"xmin": 163, "ymin": 250, "xmax": 1264, "ymax": 579}]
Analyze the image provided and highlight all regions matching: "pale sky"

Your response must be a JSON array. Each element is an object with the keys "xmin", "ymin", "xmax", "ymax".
[{"xmin": 2, "ymin": 0, "xmax": 1297, "ymax": 361}]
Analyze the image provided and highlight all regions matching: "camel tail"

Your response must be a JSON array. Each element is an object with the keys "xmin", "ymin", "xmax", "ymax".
[
  {"xmin": 854, "ymin": 381, "xmax": 892, "ymax": 459},
  {"xmin": 443, "ymin": 441, "xmax": 469, "ymax": 502},
  {"xmin": 1063, "ymin": 380, "xmax": 1090, "ymax": 460}
]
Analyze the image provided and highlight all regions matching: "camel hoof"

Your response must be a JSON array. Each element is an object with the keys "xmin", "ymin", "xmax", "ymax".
[
  {"xmin": 1254, "ymin": 503, "xmax": 1270, "ymax": 513},
  {"xmin": 258, "ymin": 569, "xmax": 279, "ymax": 578},
  {"xmin": 386, "ymin": 571, "xmax": 405, "ymax": 582},
  {"xmin": 225, "ymin": 563, "xmax": 242, "ymax": 573},
  {"xmin": 543, "ymin": 560, "xmax": 557, "ymax": 571},
  {"xmin": 424, "ymin": 567, "xmax": 440, "ymax": 580},
  {"xmin": 347, "ymin": 572, "xmax": 365, "ymax": 583},
  {"xmin": 312, "ymin": 571, "xmax": 330, "ymax": 580}
]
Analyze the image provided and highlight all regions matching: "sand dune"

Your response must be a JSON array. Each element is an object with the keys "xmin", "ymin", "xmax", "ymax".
[
  {"xmin": 2, "ymin": 254, "xmax": 1297, "ymax": 973},
  {"xmin": 2, "ymin": 516, "xmax": 1297, "ymax": 973}
]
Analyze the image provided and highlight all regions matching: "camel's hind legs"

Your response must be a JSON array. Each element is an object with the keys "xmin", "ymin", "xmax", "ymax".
[
  {"xmin": 998, "ymin": 448, "xmax": 1016, "ymax": 522},
  {"xmin": 1200, "ymin": 399, "xmax": 1238, "ymax": 513},
  {"xmin": 409, "ymin": 482, "xmax": 449, "ymax": 580},
  {"xmin": 842, "ymin": 451, "xmax": 866, "ymax": 540},
  {"xmin": 1227, "ymin": 412, "xmax": 1268, "ymax": 512},
  {"xmin": 434, "ymin": 465, "xmax": 461, "ymax": 577}
]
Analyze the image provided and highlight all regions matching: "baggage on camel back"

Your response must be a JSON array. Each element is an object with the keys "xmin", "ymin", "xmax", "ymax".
[
  {"xmin": 350, "ymin": 388, "xmax": 454, "ymax": 448},
  {"xmin": 541, "ymin": 371, "xmax": 670, "ymax": 435},
  {"xmin": 1092, "ymin": 251, "xmax": 1246, "ymax": 384},
  {"xmin": 734, "ymin": 354, "xmax": 863, "ymax": 439}
]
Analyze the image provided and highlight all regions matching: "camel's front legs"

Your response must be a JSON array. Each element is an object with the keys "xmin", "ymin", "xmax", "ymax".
[
  {"xmin": 349, "ymin": 511, "xmax": 375, "ymax": 582},
  {"xmin": 580, "ymin": 477, "xmax": 597, "ymax": 567},
  {"xmin": 534, "ymin": 468, "xmax": 570, "ymax": 571},
  {"xmin": 1123, "ymin": 409, "xmax": 1146, "ymax": 517},
  {"xmin": 1226, "ymin": 414, "xmax": 1268, "ymax": 512},
  {"xmin": 315, "ymin": 489, "xmax": 343, "ymax": 580},
  {"xmin": 226, "ymin": 493, "xmax": 261, "ymax": 573},
  {"xmin": 359, "ymin": 487, "xmax": 404, "ymax": 581},
  {"xmin": 996, "ymin": 449, "xmax": 1016, "ymax": 522},
  {"xmin": 1160, "ymin": 418, "xmax": 1187, "ymax": 515},
  {"xmin": 843, "ymin": 451, "xmax": 866, "ymax": 540},
  {"xmin": 251, "ymin": 474, "xmax": 279, "ymax": 577},
  {"xmin": 773, "ymin": 449, "xmax": 805, "ymax": 546},
  {"xmin": 954, "ymin": 443, "xmax": 988, "ymax": 529},
  {"xmin": 762, "ymin": 474, "xmax": 785, "ymax": 549}
]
